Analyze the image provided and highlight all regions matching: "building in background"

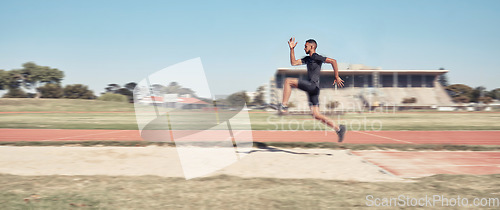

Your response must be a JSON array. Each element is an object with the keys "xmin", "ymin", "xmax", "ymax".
[
  {"xmin": 271, "ymin": 64, "xmax": 454, "ymax": 112},
  {"xmin": 138, "ymin": 93, "xmax": 210, "ymax": 109},
  {"xmin": 245, "ymin": 91, "xmax": 257, "ymax": 102}
]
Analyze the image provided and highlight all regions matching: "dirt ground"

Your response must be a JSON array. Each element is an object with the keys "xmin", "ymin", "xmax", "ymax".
[{"xmin": 0, "ymin": 146, "xmax": 404, "ymax": 182}]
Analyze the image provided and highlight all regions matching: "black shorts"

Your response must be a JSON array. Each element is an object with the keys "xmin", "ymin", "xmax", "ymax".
[{"xmin": 297, "ymin": 80, "xmax": 320, "ymax": 106}]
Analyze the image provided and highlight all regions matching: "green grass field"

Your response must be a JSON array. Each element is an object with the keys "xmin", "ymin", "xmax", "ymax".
[
  {"xmin": 0, "ymin": 98, "xmax": 135, "ymax": 112},
  {"xmin": 1, "ymin": 174, "xmax": 499, "ymax": 209},
  {"xmin": 1, "ymin": 98, "xmax": 499, "ymax": 130}
]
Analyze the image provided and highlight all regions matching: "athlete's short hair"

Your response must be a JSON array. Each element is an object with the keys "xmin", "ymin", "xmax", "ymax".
[{"xmin": 305, "ymin": 39, "xmax": 317, "ymax": 49}]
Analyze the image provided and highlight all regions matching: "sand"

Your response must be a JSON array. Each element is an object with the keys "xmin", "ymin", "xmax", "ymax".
[{"xmin": 0, "ymin": 146, "xmax": 404, "ymax": 182}]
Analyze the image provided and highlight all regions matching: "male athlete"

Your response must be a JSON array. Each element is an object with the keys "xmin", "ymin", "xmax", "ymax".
[{"xmin": 273, "ymin": 37, "xmax": 347, "ymax": 142}]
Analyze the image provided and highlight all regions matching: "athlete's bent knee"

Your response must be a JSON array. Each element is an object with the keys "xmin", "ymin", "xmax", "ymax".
[{"xmin": 286, "ymin": 78, "xmax": 297, "ymax": 87}]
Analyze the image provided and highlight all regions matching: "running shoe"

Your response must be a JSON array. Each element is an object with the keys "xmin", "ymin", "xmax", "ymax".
[
  {"xmin": 336, "ymin": 124, "xmax": 346, "ymax": 143},
  {"xmin": 268, "ymin": 103, "xmax": 288, "ymax": 114}
]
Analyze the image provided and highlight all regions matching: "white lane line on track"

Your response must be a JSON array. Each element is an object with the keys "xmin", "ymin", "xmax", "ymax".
[
  {"xmin": 353, "ymin": 131, "xmax": 413, "ymax": 144},
  {"xmin": 41, "ymin": 130, "xmax": 129, "ymax": 141}
]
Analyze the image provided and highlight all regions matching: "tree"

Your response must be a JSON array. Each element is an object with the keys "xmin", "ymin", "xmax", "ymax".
[
  {"xmin": 478, "ymin": 96, "xmax": 493, "ymax": 104},
  {"xmin": 227, "ymin": 91, "xmax": 249, "ymax": 108},
  {"xmin": 37, "ymin": 83, "xmax": 63, "ymax": 98},
  {"xmin": 0, "ymin": 63, "xmax": 64, "ymax": 98},
  {"xmin": 19, "ymin": 62, "xmax": 64, "ymax": 98},
  {"xmin": 486, "ymin": 88, "xmax": 500, "ymax": 99},
  {"xmin": 177, "ymin": 88, "xmax": 196, "ymax": 96},
  {"xmin": 151, "ymin": 84, "xmax": 164, "ymax": 95},
  {"xmin": 470, "ymin": 86, "xmax": 486, "ymax": 103},
  {"xmin": 164, "ymin": 82, "xmax": 180, "ymax": 94},
  {"xmin": 437, "ymin": 68, "xmax": 449, "ymax": 87},
  {"xmin": 2, "ymin": 70, "xmax": 26, "ymax": 98},
  {"xmin": 213, "ymin": 98, "xmax": 229, "ymax": 109},
  {"xmin": 253, "ymin": 85, "xmax": 266, "ymax": 105},
  {"xmin": 104, "ymin": 84, "xmax": 121, "ymax": 94},
  {"xmin": 3, "ymin": 88, "xmax": 27, "ymax": 98},
  {"xmin": 452, "ymin": 95, "xmax": 470, "ymax": 103},
  {"xmin": 445, "ymin": 84, "xmax": 473, "ymax": 99},
  {"xmin": 63, "ymin": 84, "xmax": 95, "ymax": 99},
  {"xmin": 124, "ymin": 82, "xmax": 137, "ymax": 91},
  {"xmin": 116, "ymin": 88, "xmax": 133, "ymax": 101},
  {"xmin": 4, "ymin": 69, "xmax": 23, "ymax": 90},
  {"xmin": 103, "ymin": 82, "xmax": 137, "ymax": 102},
  {"xmin": 163, "ymin": 82, "xmax": 196, "ymax": 97},
  {"xmin": 0, "ymin": 70, "xmax": 7, "ymax": 91}
]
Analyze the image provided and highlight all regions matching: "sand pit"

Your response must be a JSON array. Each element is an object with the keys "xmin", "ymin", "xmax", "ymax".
[{"xmin": 0, "ymin": 146, "xmax": 404, "ymax": 182}]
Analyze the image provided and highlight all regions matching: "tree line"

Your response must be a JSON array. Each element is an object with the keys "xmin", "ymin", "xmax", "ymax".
[
  {"xmin": 0, "ymin": 62, "xmax": 94, "ymax": 99},
  {"xmin": 439, "ymin": 74, "xmax": 499, "ymax": 104},
  {"xmin": 0, "ymin": 62, "xmax": 139, "ymax": 102},
  {"xmin": 0, "ymin": 63, "xmax": 260, "ymax": 106},
  {"xmin": 3, "ymin": 62, "xmax": 496, "ymax": 105},
  {"xmin": 445, "ymin": 84, "xmax": 499, "ymax": 104}
]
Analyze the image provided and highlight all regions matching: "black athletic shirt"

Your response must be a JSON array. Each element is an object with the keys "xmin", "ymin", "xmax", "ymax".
[{"xmin": 301, "ymin": 53, "xmax": 326, "ymax": 87}]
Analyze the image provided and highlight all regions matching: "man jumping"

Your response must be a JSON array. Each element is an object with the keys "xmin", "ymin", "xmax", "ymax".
[{"xmin": 273, "ymin": 37, "xmax": 347, "ymax": 142}]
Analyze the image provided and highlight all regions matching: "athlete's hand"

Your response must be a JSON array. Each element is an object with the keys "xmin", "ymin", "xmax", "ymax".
[
  {"xmin": 333, "ymin": 77, "xmax": 344, "ymax": 87},
  {"xmin": 288, "ymin": 37, "xmax": 297, "ymax": 49}
]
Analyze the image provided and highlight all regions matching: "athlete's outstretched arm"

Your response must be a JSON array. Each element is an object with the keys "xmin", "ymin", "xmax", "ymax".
[
  {"xmin": 325, "ymin": 57, "xmax": 344, "ymax": 87},
  {"xmin": 288, "ymin": 37, "xmax": 302, "ymax": 66}
]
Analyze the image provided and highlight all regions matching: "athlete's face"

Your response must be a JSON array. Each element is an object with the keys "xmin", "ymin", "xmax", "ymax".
[{"xmin": 304, "ymin": 43, "xmax": 314, "ymax": 54}]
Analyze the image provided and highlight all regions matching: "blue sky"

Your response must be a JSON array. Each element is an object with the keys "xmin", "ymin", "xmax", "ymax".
[{"xmin": 1, "ymin": 0, "xmax": 499, "ymax": 96}]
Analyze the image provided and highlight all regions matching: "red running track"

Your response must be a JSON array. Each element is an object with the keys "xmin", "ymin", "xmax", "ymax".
[
  {"xmin": 0, "ymin": 129, "xmax": 499, "ymax": 145},
  {"xmin": 353, "ymin": 151, "xmax": 500, "ymax": 178}
]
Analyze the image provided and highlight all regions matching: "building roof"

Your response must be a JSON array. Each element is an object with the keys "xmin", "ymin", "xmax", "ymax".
[
  {"xmin": 177, "ymin": 97, "xmax": 210, "ymax": 105},
  {"xmin": 276, "ymin": 68, "xmax": 449, "ymax": 75},
  {"xmin": 141, "ymin": 96, "xmax": 210, "ymax": 105},
  {"xmin": 149, "ymin": 96, "xmax": 163, "ymax": 101}
]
